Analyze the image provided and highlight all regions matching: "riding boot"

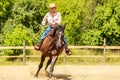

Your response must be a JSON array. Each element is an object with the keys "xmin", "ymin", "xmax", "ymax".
[
  {"xmin": 65, "ymin": 44, "xmax": 72, "ymax": 55},
  {"xmin": 34, "ymin": 41, "xmax": 43, "ymax": 51}
]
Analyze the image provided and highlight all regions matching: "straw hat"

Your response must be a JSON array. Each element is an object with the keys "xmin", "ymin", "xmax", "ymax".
[{"xmin": 49, "ymin": 3, "xmax": 56, "ymax": 8}]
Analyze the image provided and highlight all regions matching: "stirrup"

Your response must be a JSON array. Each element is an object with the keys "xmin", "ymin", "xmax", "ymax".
[
  {"xmin": 34, "ymin": 45, "xmax": 40, "ymax": 51},
  {"xmin": 65, "ymin": 49, "xmax": 72, "ymax": 55},
  {"xmin": 34, "ymin": 41, "xmax": 43, "ymax": 51}
]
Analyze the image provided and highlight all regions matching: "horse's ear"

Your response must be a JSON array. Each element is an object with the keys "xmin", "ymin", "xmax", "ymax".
[
  {"xmin": 54, "ymin": 23, "xmax": 59, "ymax": 30},
  {"xmin": 63, "ymin": 24, "xmax": 66, "ymax": 30}
]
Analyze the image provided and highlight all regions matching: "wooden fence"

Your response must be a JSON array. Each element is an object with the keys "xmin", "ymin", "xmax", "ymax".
[{"xmin": 0, "ymin": 39, "xmax": 120, "ymax": 65}]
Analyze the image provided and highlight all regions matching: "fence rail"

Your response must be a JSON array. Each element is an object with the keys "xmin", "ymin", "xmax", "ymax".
[
  {"xmin": 1, "ymin": 46, "xmax": 120, "ymax": 49},
  {"xmin": 0, "ymin": 39, "xmax": 120, "ymax": 64},
  {"xmin": 1, "ymin": 46, "xmax": 120, "ymax": 63}
]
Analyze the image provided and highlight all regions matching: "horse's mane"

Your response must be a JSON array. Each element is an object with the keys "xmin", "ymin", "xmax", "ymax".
[{"xmin": 48, "ymin": 24, "xmax": 64, "ymax": 37}]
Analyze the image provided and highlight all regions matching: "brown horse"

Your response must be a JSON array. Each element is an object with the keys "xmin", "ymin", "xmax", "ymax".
[{"xmin": 34, "ymin": 24, "xmax": 71, "ymax": 78}]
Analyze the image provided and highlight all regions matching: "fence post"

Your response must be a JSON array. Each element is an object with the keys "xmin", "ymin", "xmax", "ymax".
[
  {"xmin": 64, "ymin": 51, "xmax": 66, "ymax": 65},
  {"xmin": 103, "ymin": 38, "xmax": 106, "ymax": 64},
  {"xmin": 23, "ymin": 40, "xmax": 26, "ymax": 65}
]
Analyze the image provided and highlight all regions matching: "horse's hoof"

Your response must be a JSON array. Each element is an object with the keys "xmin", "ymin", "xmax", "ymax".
[
  {"xmin": 49, "ymin": 74, "xmax": 53, "ymax": 79},
  {"xmin": 34, "ymin": 75, "xmax": 38, "ymax": 78}
]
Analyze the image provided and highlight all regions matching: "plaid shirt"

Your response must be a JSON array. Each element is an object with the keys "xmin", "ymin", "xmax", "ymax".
[{"xmin": 41, "ymin": 12, "xmax": 61, "ymax": 27}]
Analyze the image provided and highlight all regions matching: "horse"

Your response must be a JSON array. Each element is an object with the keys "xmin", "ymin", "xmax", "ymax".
[{"xmin": 34, "ymin": 24, "xmax": 71, "ymax": 78}]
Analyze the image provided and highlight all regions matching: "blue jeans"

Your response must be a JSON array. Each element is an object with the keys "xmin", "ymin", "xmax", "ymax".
[{"xmin": 39, "ymin": 26, "xmax": 68, "ymax": 45}]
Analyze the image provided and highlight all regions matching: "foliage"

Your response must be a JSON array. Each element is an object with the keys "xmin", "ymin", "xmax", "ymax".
[
  {"xmin": 3, "ymin": 24, "xmax": 35, "ymax": 56},
  {"xmin": 1, "ymin": 0, "xmax": 48, "ymax": 56},
  {"xmin": 81, "ymin": 29, "xmax": 103, "ymax": 45},
  {"xmin": 1, "ymin": 0, "xmax": 120, "ymax": 57},
  {"xmin": 11, "ymin": 0, "xmax": 48, "ymax": 33},
  {"xmin": 93, "ymin": 0, "xmax": 120, "ymax": 45},
  {"xmin": 0, "ymin": 0, "xmax": 14, "ymax": 32},
  {"xmin": 4, "ymin": 24, "xmax": 34, "ymax": 46}
]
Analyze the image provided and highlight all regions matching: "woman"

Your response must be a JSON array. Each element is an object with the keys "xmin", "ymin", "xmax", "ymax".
[{"xmin": 34, "ymin": 3, "xmax": 71, "ymax": 55}]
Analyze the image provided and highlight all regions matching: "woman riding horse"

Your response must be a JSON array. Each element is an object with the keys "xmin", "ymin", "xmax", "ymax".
[
  {"xmin": 34, "ymin": 3, "xmax": 71, "ymax": 55},
  {"xmin": 34, "ymin": 23, "xmax": 68, "ymax": 78}
]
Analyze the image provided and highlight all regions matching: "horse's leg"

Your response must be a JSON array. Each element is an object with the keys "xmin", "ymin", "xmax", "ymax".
[
  {"xmin": 45, "ymin": 57, "xmax": 52, "ymax": 71},
  {"xmin": 34, "ymin": 54, "xmax": 45, "ymax": 77},
  {"xmin": 49, "ymin": 56, "xmax": 58, "ymax": 78}
]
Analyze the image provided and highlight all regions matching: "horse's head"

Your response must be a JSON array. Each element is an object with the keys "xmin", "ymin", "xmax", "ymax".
[{"xmin": 54, "ymin": 23, "xmax": 66, "ymax": 48}]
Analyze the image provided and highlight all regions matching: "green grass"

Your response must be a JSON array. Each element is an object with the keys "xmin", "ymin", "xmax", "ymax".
[{"xmin": 0, "ymin": 58, "xmax": 23, "ymax": 65}]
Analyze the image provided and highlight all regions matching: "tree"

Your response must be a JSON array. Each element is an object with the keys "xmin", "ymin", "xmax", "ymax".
[
  {"xmin": 11, "ymin": 0, "xmax": 48, "ymax": 33},
  {"xmin": 93, "ymin": 0, "xmax": 120, "ymax": 45},
  {"xmin": 3, "ymin": 24, "xmax": 35, "ymax": 56},
  {"xmin": 0, "ymin": 0, "xmax": 14, "ymax": 32},
  {"xmin": 1, "ymin": 0, "xmax": 48, "ymax": 56}
]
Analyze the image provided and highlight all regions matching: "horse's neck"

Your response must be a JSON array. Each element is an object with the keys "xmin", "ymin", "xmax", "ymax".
[
  {"xmin": 41, "ymin": 36, "xmax": 54, "ymax": 51},
  {"xmin": 48, "ymin": 29, "xmax": 56, "ymax": 37}
]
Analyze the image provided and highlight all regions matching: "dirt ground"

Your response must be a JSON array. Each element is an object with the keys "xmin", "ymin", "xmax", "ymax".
[{"xmin": 0, "ymin": 63, "xmax": 120, "ymax": 80}]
